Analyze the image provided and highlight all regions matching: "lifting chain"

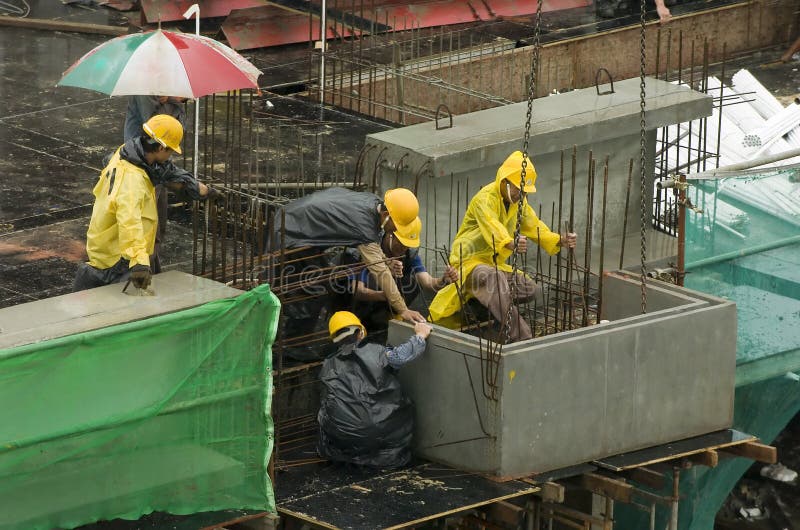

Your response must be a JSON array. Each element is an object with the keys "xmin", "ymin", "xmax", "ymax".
[
  {"xmin": 639, "ymin": 0, "xmax": 648, "ymax": 314},
  {"xmin": 501, "ymin": 0, "xmax": 544, "ymax": 346}
]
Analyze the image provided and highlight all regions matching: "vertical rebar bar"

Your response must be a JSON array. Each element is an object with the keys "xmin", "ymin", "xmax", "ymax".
[
  {"xmin": 599, "ymin": 158, "xmax": 608, "ymax": 319},
  {"xmin": 620, "ymin": 159, "xmax": 633, "ymax": 269}
]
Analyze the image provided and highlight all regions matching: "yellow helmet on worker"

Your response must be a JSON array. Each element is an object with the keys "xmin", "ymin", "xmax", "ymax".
[
  {"xmin": 143, "ymin": 114, "xmax": 183, "ymax": 154},
  {"xmin": 384, "ymin": 188, "xmax": 422, "ymax": 249},
  {"xmin": 496, "ymin": 151, "xmax": 537, "ymax": 193},
  {"xmin": 392, "ymin": 216, "xmax": 421, "ymax": 248},
  {"xmin": 329, "ymin": 311, "xmax": 367, "ymax": 342}
]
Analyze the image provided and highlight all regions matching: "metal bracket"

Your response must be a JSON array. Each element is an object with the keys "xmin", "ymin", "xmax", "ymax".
[
  {"xmin": 680, "ymin": 198, "xmax": 703, "ymax": 214},
  {"xmin": 657, "ymin": 177, "xmax": 690, "ymax": 191},
  {"xmin": 595, "ymin": 68, "xmax": 615, "ymax": 96},
  {"xmin": 435, "ymin": 103, "xmax": 453, "ymax": 130}
]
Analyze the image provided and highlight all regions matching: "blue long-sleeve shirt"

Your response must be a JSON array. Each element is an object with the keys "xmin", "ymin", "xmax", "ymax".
[{"xmin": 385, "ymin": 335, "xmax": 427, "ymax": 369}]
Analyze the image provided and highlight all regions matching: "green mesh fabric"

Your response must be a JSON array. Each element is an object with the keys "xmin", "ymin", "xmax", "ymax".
[
  {"xmin": 618, "ymin": 167, "xmax": 800, "ymax": 530},
  {"xmin": 0, "ymin": 284, "xmax": 279, "ymax": 530},
  {"xmin": 684, "ymin": 168, "xmax": 800, "ymax": 375}
]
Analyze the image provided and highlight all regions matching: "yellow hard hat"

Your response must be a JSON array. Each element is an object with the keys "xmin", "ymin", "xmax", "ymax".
[
  {"xmin": 328, "ymin": 311, "xmax": 366, "ymax": 341},
  {"xmin": 384, "ymin": 187, "xmax": 419, "ymax": 223},
  {"xmin": 495, "ymin": 151, "xmax": 537, "ymax": 193},
  {"xmin": 392, "ymin": 216, "xmax": 422, "ymax": 249},
  {"xmin": 143, "ymin": 114, "xmax": 183, "ymax": 154}
]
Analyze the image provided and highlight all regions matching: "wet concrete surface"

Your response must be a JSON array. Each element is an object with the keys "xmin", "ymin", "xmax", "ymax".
[{"xmin": 0, "ymin": 0, "xmax": 762, "ymax": 308}]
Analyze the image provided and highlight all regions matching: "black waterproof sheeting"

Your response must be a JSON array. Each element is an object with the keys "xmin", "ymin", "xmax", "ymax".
[{"xmin": 276, "ymin": 462, "xmax": 539, "ymax": 529}]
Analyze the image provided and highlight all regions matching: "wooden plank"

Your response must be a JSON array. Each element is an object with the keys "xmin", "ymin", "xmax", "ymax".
[
  {"xmin": 485, "ymin": 501, "xmax": 526, "ymax": 527},
  {"xmin": 686, "ymin": 450, "xmax": 719, "ymax": 468},
  {"xmin": 0, "ymin": 15, "xmax": 128, "ymax": 36},
  {"xmin": 578, "ymin": 473, "xmax": 633, "ymax": 503},
  {"xmin": 621, "ymin": 467, "xmax": 665, "ymax": 490},
  {"xmin": 384, "ymin": 487, "xmax": 540, "ymax": 530},
  {"xmin": 277, "ymin": 508, "xmax": 339, "ymax": 529},
  {"xmin": 530, "ymin": 481, "xmax": 565, "ymax": 503},
  {"xmin": 202, "ymin": 513, "xmax": 280, "ymax": 530},
  {"xmin": 720, "ymin": 441, "xmax": 777, "ymax": 464},
  {"xmin": 593, "ymin": 430, "xmax": 756, "ymax": 471}
]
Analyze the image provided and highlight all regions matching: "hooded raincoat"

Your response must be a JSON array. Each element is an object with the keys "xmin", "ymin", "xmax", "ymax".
[
  {"xmin": 428, "ymin": 160, "xmax": 562, "ymax": 322},
  {"xmin": 85, "ymin": 139, "xmax": 158, "ymax": 270}
]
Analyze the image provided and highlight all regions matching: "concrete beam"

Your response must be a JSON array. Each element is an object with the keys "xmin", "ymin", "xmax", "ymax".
[{"xmin": 366, "ymin": 77, "xmax": 712, "ymax": 178}]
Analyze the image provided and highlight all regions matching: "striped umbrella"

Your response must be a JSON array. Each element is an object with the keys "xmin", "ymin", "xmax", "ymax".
[{"xmin": 57, "ymin": 29, "xmax": 261, "ymax": 98}]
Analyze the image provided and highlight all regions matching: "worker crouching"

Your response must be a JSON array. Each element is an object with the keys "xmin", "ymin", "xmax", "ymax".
[
  {"xmin": 429, "ymin": 151, "xmax": 577, "ymax": 343},
  {"xmin": 317, "ymin": 311, "xmax": 432, "ymax": 468}
]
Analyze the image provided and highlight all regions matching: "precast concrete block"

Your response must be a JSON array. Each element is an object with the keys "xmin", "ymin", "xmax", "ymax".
[
  {"xmin": 389, "ymin": 273, "xmax": 736, "ymax": 477},
  {"xmin": 363, "ymin": 77, "xmax": 712, "ymax": 272}
]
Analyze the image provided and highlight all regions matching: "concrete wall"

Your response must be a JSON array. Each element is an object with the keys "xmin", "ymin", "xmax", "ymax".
[
  {"xmin": 394, "ymin": 327, "xmax": 501, "ymax": 469},
  {"xmin": 334, "ymin": 0, "xmax": 797, "ymax": 124},
  {"xmin": 390, "ymin": 275, "xmax": 736, "ymax": 477}
]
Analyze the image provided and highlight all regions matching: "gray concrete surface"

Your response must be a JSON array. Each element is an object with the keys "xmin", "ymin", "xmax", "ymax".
[
  {"xmin": 0, "ymin": 271, "xmax": 240, "ymax": 349},
  {"xmin": 389, "ymin": 274, "xmax": 736, "ymax": 477}
]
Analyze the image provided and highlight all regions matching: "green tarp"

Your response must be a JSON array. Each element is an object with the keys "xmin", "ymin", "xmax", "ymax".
[
  {"xmin": 0, "ymin": 284, "xmax": 279, "ymax": 530},
  {"xmin": 619, "ymin": 167, "xmax": 800, "ymax": 530}
]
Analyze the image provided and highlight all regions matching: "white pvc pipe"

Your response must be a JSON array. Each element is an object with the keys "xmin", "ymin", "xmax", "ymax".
[{"xmin": 687, "ymin": 146, "xmax": 800, "ymax": 179}]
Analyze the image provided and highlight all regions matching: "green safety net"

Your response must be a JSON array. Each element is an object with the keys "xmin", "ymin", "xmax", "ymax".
[
  {"xmin": 684, "ymin": 166, "xmax": 800, "ymax": 375},
  {"xmin": 0, "ymin": 284, "xmax": 280, "ymax": 530},
  {"xmin": 618, "ymin": 166, "xmax": 800, "ymax": 530}
]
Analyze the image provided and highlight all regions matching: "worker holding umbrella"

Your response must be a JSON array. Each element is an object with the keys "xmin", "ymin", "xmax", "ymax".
[{"xmin": 59, "ymin": 25, "xmax": 263, "ymax": 291}]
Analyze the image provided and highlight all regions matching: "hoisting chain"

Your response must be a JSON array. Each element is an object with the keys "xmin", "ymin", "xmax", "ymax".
[
  {"xmin": 500, "ymin": 0, "xmax": 543, "ymax": 347},
  {"xmin": 639, "ymin": 0, "xmax": 648, "ymax": 313}
]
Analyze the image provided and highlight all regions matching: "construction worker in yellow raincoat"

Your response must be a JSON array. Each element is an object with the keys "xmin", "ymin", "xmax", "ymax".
[
  {"xmin": 428, "ymin": 151, "xmax": 577, "ymax": 343},
  {"xmin": 73, "ymin": 114, "xmax": 217, "ymax": 292}
]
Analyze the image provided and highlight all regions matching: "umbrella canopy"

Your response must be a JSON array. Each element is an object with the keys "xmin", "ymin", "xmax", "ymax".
[{"xmin": 58, "ymin": 29, "xmax": 261, "ymax": 98}]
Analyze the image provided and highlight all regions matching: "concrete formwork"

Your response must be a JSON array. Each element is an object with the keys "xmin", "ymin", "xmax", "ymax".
[
  {"xmin": 332, "ymin": 0, "xmax": 797, "ymax": 124},
  {"xmin": 364, "ymin": 77, "xmax": 712, "ymax": 271},
  {"xmin": 388, "ymin": 274, "xmax": 736, "ymax": 477}
]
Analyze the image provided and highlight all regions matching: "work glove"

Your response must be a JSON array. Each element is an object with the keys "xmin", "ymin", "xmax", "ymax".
[
  {"xmin": 130, "ymin": 264, "xmax": 152, "ymax": 290},
  {"xmin": 205, "ymin": 186, "xmax": 224, "ymax": 203}
]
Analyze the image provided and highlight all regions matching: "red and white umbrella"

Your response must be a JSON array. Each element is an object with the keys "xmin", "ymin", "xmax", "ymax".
[{"xmin": 58, "ymin": 29, "xmax": 261, "ymax": 98}]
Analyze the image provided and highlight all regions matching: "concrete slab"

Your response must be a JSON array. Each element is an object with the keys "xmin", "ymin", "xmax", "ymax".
[
  {"xmin": 0, "ymin": 271, "xmax": 240, "ymax": 350},
  {"xmin": 366, "ymin": 77, "xmax": 712, "ymax": 175},
  {"xmin": 389, "ymin": 274, "xmax": 736, "ymax": 477}
]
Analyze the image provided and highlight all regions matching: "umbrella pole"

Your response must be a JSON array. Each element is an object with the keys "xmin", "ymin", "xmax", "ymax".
[
  {"xmin": 320, "ymin": 0, "xmax": 326, "ymax": 104},
  {"xmin": 183, "ymin": 3, "xmax": 201, "ymax": 181}
]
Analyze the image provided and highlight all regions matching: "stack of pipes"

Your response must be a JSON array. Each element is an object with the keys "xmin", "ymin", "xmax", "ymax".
[{"xmin": 657, "ymin": 70, "xmax": 800, "ymax": 229}]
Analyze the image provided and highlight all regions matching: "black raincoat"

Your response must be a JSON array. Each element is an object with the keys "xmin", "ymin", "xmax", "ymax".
[
  {"xmin": 272, "ymin": 188, "xmax": 382, "ymax": 249},
  {"xmin": 317, "ymin": 339, "xmax": 413, "ymax": 468}
]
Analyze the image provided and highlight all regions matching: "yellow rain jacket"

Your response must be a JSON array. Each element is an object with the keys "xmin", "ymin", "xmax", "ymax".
[
  {"xmin": 85, "ymin": 147, "xmax": 157, "ymax": 270},
  {"xmin": 428, "ymin": 165, "xmax": 561, "ymax": 322}
]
